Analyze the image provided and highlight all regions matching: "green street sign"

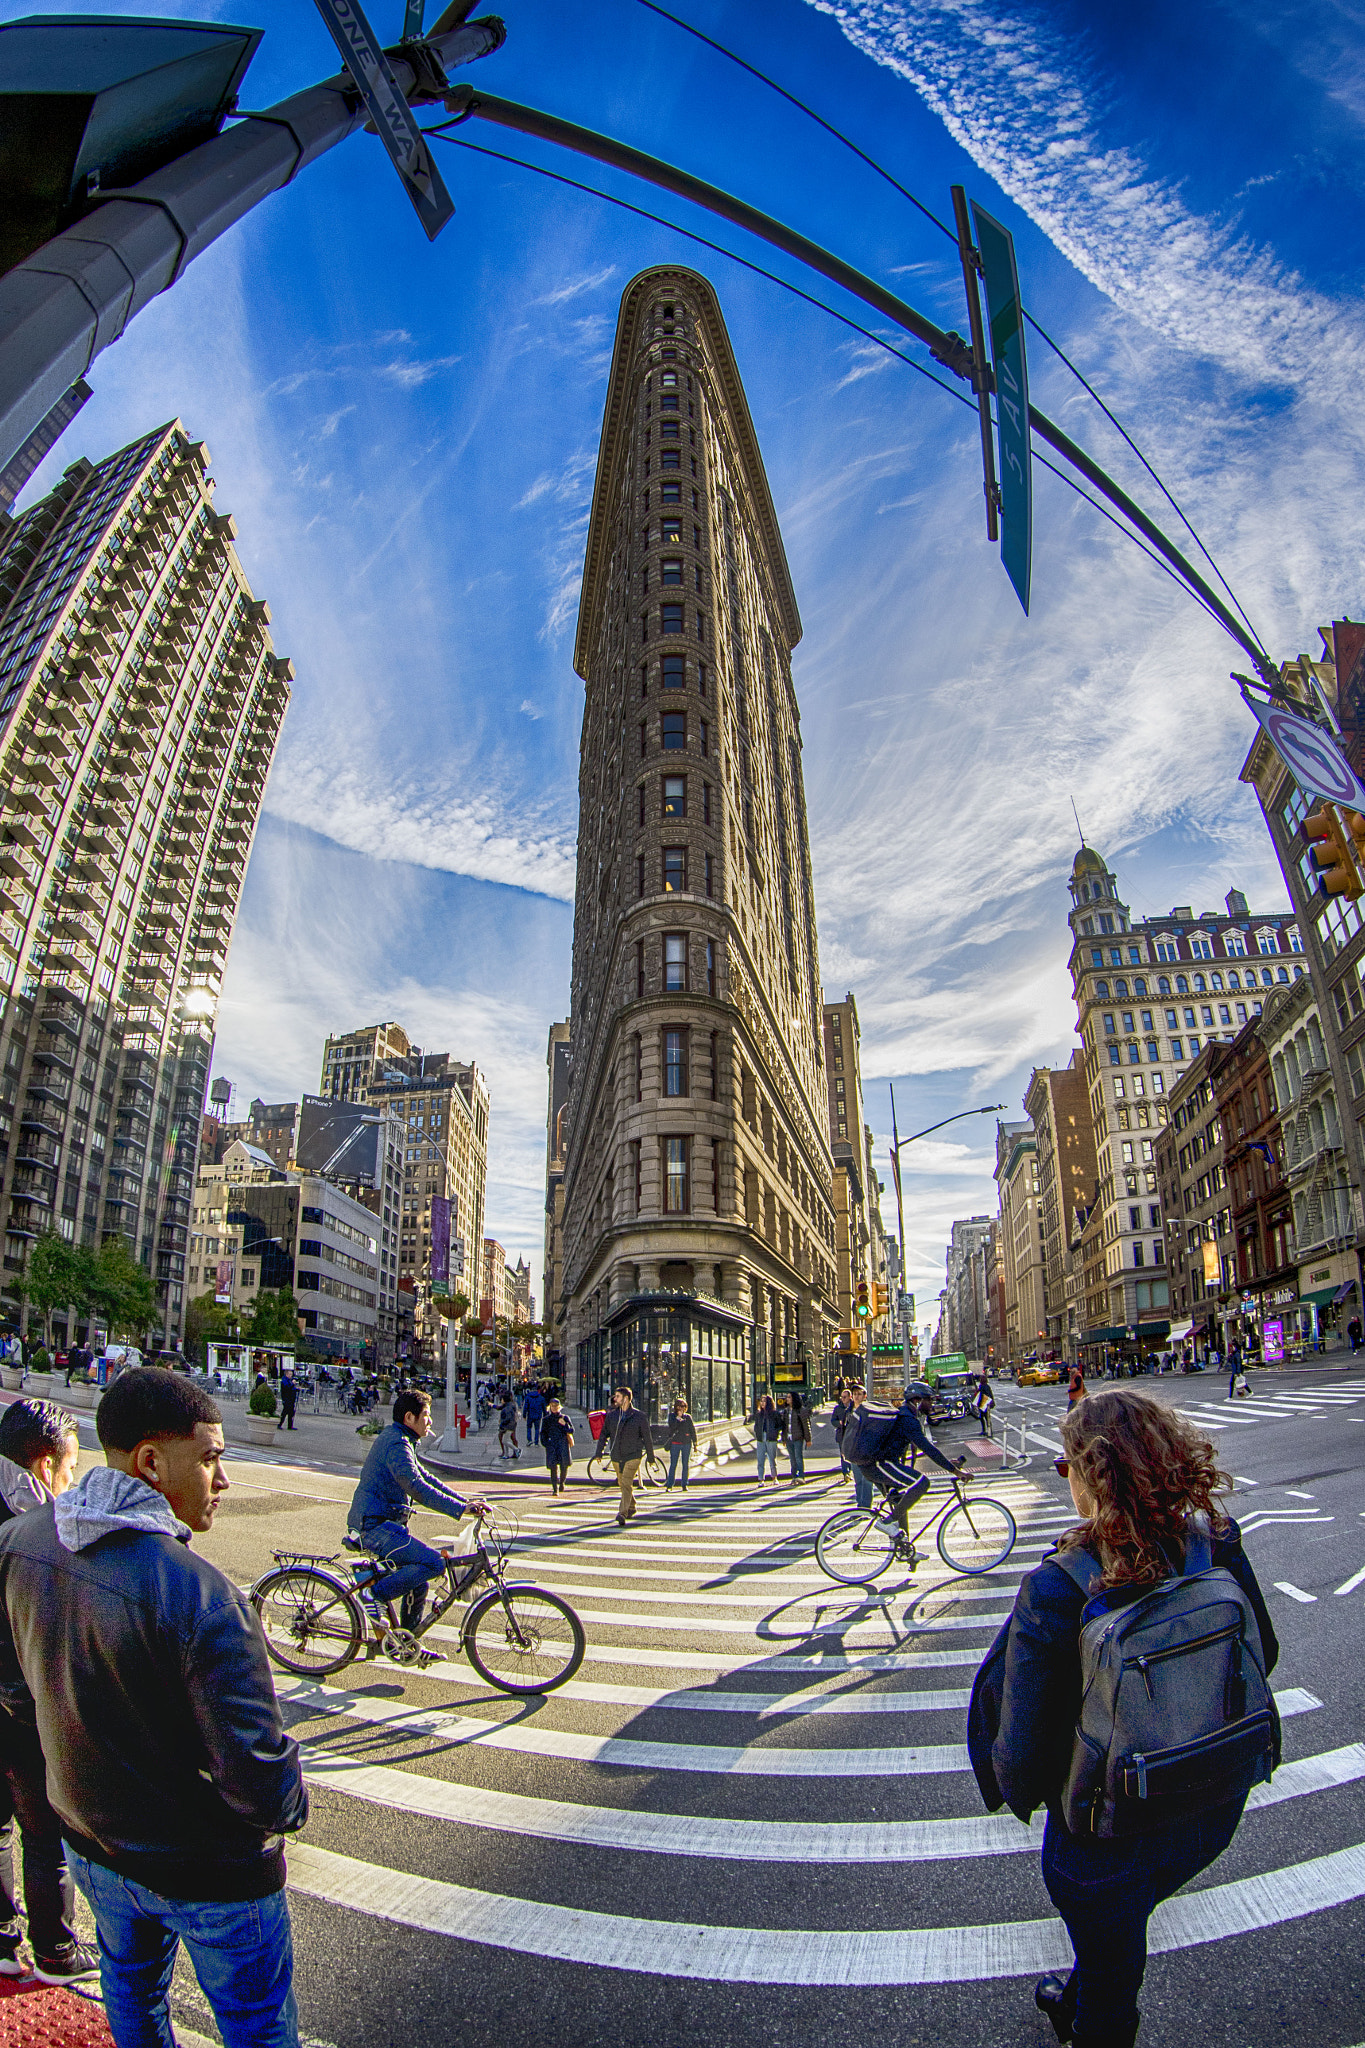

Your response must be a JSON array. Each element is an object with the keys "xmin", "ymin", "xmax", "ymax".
[{"xmin": 972, "ymin": 201, "xmax": 1032, "ymax": 614}]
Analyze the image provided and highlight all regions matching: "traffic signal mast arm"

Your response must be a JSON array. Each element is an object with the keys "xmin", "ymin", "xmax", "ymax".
[
  {"xmin": 448, "ymin": 88, "xmax": 1270, "ymax": 675},
  {"xmin": 0, "ymin": 16, "xmax": 505, "ymax": 470}
]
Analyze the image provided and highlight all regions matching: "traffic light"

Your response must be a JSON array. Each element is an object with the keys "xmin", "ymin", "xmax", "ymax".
[
  {"xmin": 874, "ymin": 1284, "xmax": 891, "ymax": 1317},
  {"xmin": 855, "ymin": 1279, "xmax": 871, "ymax": 1319},
  {"xmin": 1304, "ymin": 805, "xmax": 1362, "ymax": 899}
]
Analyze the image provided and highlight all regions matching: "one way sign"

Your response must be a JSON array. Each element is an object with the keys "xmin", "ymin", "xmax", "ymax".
[{"xmin": 314, "ymin": 0, "xmax": 454, "ymax": 240}]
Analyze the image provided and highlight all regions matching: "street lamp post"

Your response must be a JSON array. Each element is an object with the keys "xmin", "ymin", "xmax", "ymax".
[{"xmin": 888, "ymin": 1087, "xmax": 1006, "ymax": 1382}]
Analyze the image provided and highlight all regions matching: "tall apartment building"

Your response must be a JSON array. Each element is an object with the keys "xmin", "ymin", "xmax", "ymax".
[
  {"xmin": 993, "ymin": 1120, "xmax": 1043, "ymax": 1366},
  {"xmin": 558, "ymin": 267, "xmax": 837, "ymax": 1424},
  {"xmin": 366, "ymin": 1044, "xmax": 489, "ymax": 1361},
  {"xmin": 211, "ymin": 1095, "xmax": 297, "ymax": 1172},
  {"xmin": 1213, "ymin": 1019, "xmax": 1296, "ymax": 1343},
  {"xmin": 294, "ymin": 1092, "xmax": 403, "ymax": 1355},
  {"xmin": 1067, "ymin": 843, "xmax": 1304, "ymax": 1351},
  {"xmin": 1024, "ymin": 1052, "xmax": 1098, "ymax": 1356},
  {"xmin": 543, "ymin": 1020, "xmax": 571, "ymax": 1370},
  {"xmin": 0, "ymin": 424, "xmax": 289, "ymax": 1347},
  {"xmin": 481, "ymin": 1237, "xmax": 509, "ymax": 1322},
  {"xmin": 319, "ymin": 1021, "xmax": 411, "ymax": 1103}
]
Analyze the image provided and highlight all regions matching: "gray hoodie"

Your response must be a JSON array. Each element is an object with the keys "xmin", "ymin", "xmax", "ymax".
[
  {"xmin": 0, "ymin": 1455, "xmax": 51, "ymax": 1521},
  {"xmin": 54, "ymin": 1467, "xmax": 190, "ymax": 1553}
]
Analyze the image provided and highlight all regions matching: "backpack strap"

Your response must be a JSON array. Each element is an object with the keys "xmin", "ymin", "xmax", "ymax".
[
  {"xmin": 1050, "ymin": 1544, "xmax": 1104, "ymax": 1598},
  {"xmin": 1181, "ymin": 1512, "xmax": 1213, "ymax": 1577}
]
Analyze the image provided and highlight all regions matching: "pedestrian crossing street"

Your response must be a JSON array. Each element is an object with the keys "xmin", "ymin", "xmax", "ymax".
[{"xmin": 277, "ymin": 1469, "xmax": 1365, "ymax": 2007}]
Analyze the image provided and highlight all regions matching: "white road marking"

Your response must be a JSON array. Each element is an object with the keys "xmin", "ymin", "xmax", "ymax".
[
  {"xmin": 285, "ymin": 1836, "xmax": 1365, "ymax": 1983},
  {"xmin": 1274, "ymin": 1688, "xmax": 1325, "ymax": 1716},
  {"xmin": 1274, "ymin": 1582, "xmax": 1318, "ymax": 1603},
  {"xmin": 279, "ymin": 1680, "xmax": 973, "ymax": 1777},
  {"xmin": 1283, "ymin": 1490, "xmax": 1316, "ymax": 1499},
  {"xmin": 1334, "ymin": 1564, "xmax": 1365, "ymax": 1598},
  {"xmin": 1239, "ymin": 1513, "xmax": 1333, "ymax": 1533},
  {"xmin": 300, "ymin": 1740, "xmax": 1364, "ymax": 1866}
]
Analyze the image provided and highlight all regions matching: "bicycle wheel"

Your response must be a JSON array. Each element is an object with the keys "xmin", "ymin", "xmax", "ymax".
[
  {"xmin": 936, "ymin": 1497, "xmax": 1017, "ymax": 1575},
  {"xmin": 815, "ymin": 1506, "xmax": 897, "ymax": 1584},
  {"xmin": 640, "ymin": 1453, "xmax": 668, "ymax": 1487},
  {"xmin": 253, "ymin": 1567, "xmax": 362, "ymax": 1676},
  {"xmin": 464, "ymin": 1584, "xmax": 586, "ymax": 1694},
  {"xmin": 587, "ymin": 1451, "xmax": 615, "ymax": 1483}
]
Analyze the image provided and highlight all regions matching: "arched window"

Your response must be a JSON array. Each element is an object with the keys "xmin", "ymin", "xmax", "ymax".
[
  {"xmin": 1115, "ymin": 978, "xmax": 1129, "ymax": 999},
  {"xmin": 1193, "ymin": 974, "xmax": 1207, "ymax": 993},
  {"xmin": 1227, "ymin": 970, "xmax": 1241, "ymax": 990},
  {"xmin": 1158, "ymin": 977, "xmax": 1171, "ymax": 996},
  {"xmin": 1176, "ymin": 975, "xmax": 1189, "ymax": 994},
  {"xmin": 1210, "ymin": 971, "xmax": 1224, "ymax": 991},
  {"xmin": 1134, "ymin": 977, "xmax": 1147, "ymax": 997},
  {"xmin": 1096, "ymin": 980, "xmax": 1110, "ymax": 999},
  {"xmin": 1278, "ymin": 966, "xmax": 1289, "ymax": 983}
]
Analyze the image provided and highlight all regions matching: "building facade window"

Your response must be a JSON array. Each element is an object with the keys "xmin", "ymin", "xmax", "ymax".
[
  {"xmin": 662, "ymin": 653, "xmax": 684, "ymax": 688},
  {"xmin": 706, "ymin": 938, "xmax": 715, "ymax": 995},
  {"xmin": 662, "ymin": 711, "xmax": 685, "ymax": 748},
  {"xmin": 663, "ymin": 846, "xmax": 687, "ymax": 892},
  {"xmin": 663, "ymin": 1028, "xmax": 688, "ymax": 1097},
  {"xmin": 663, "ymin": 775, "xmax": 685, "ymax": 816},
  {"xmin": 663, "ymin": 1136, "xmax": 689, "ymax": 1212},
  {"xmin": 661, "ymin": 603, "xmax": 684, "ymax": 633},
  {"xmin": 664, "ymin": 933, "xmax": 687, "ymax": 991}
]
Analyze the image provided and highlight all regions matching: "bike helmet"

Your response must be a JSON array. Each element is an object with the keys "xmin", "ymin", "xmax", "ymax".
[{"xmin": 903, "ymin": 1381, "xmax": 934, "ymax": 1402}]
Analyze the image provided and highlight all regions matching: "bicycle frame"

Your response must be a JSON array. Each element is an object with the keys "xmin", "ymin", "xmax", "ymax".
[{"xmin": 860, "ymin": 1475, "xmax": 978, "ymax": 1551}]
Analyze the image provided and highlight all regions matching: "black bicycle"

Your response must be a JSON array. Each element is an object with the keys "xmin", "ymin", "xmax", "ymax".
[
  {"xmin": 815, "ymin": 1474, "xmax": 1017, "ymax": 1584},
  {"xmin": 250, "ymin": 1506, "xmax": 585, "ymax": 1695}
]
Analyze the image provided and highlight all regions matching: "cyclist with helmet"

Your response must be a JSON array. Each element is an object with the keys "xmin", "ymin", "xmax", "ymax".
[{"xmin": 858, "ymin": 1383, "xmax": 967, "ymax": 1552}]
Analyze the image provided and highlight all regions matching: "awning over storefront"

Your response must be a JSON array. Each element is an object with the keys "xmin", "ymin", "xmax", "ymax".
[
  {"xmin": 1332, "ymin": 1280, "xmax": 1358, "ymax": 1305},
  {"xmin": 1136, "ymin": 1320, "xmax": 1171, "ymax": 1339},
  {"xmin": 1168, "ymin": 1319, "xmax": 1193, "ymax": 1343},
  {"xmin": 1078, "ymin": 1326, "xmax": 1127, "ymax": 1344},
  {"xmin": 1298, "ymin": 1287, "xmax": 1338, "ymax": 1311}
]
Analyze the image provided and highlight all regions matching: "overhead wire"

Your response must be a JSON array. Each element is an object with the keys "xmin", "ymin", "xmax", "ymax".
[
  {"xmin": 424, "ymin": 127, "xmax": 1241, "ymax": 638},
  {"xmin": 636, "ymin": 0, "xmax": 1265, "ymax": 656}
]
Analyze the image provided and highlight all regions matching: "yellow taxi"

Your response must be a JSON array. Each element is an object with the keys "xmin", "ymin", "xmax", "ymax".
[{"xmin": 1016, "ymin": 1361, "xmax": 1064, "ymax": 1386}]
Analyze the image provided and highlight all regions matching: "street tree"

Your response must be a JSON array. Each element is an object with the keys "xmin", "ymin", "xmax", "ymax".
[
  {"xmin": 15, "ymin": 1230, "xmax": 95, "ymax": 1347},
  {"xmin": 89, "ymin": 1238, "xmax": 156, "ymax": 1343}
]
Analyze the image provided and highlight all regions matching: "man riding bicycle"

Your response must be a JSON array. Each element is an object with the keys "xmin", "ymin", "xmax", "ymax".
[
  {"xmin": 347, "ymin": 1389, "xmax": 484, "ymax": 1641},
  {"xmin": 851, "ymin": 1383, "xmax": 967, "ymax": 1556}
]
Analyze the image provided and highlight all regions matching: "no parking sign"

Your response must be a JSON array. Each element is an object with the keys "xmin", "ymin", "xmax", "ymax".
[{"xmin": 1247, "ymin": 696, "xmax": 1365, "ymax": 810}]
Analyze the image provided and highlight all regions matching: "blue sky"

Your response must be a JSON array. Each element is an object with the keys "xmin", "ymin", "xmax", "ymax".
[{"xmin": 11, "ymin": 0, "xmax": 1363, "ymax": 1332}]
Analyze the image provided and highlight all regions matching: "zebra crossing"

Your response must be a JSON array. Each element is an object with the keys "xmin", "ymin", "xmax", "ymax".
[
  {"xmin": 275, "ymin": 1470, "xmax": 1365, "ymax": 2037},
  {"xmin": 1173, "ymin": 1378, "xmax": 1365, "ymax": 1430}
]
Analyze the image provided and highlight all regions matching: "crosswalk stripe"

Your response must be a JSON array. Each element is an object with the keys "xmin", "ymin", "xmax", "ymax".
[
  {"xmin": 423, "ymin": 1602, "xmax": 1010, "ymax": 1640},
  {"xmin": 299, "ymin": 1737, "xmax": 1362, "ymax": 1863},
  {"xmin": 279, "ymin": 1680, "xmax": 973, "ymax": 1776},
  {"xmin": 285, "ymin": 1836, "xmax": 1365, "ymax": 1982}
]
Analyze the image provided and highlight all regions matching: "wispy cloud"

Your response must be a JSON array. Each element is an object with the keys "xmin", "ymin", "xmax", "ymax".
[
  {"xmin": 807, "ymin": 0, "xmax": 1365, "ymax": 405},
  {"xmin": 379, "ymin": 353, "xmax": 462, "ymax": 388},
  {"xmin": 534, "ymin": 265, "xmax": 618, "ymax": 305}
]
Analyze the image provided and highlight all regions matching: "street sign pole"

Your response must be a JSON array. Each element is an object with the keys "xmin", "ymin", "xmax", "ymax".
[
  {"xmin": 312, "ymin": 0, "xmax": 455, "ymax": 239},
  {"xmin": 971, "ymin": 200, "xmax": 1032, "ymax": 615},
  {"xmin": 950, "ymin": 185, "xmax": 999, "ymax": 545}
]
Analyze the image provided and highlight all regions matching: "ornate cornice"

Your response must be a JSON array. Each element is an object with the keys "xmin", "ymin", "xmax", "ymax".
[{"xmin": 573, "ymin": 265, "xmax": 802, "ymax": 680}]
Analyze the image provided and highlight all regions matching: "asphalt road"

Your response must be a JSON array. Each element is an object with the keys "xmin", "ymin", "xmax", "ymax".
[{"xmin": 98, "ymin": 1369, "xmax": 1365, "ymax": 2047}]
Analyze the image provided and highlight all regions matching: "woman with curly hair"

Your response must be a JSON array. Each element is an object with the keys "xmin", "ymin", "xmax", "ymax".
[{"xmin": 967, "ymin": 1387, "xmax": 1278, "ymax": 2048}]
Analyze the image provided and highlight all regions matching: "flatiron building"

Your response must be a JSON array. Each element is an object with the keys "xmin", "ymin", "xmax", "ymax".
[{"xmin": 559, "ymin": 266, "xmax": 838, "ymax": 1422}]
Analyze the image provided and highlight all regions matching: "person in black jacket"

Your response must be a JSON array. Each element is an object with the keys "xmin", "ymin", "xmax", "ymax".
[
  {"xmin": 599, "ymin": 1388, "xmax": 655, "ymax": 1524},
  {"xmin": 665, "ymin": 1399, "xmax": 698, "ymax": 1490},
  {"xmin": 0, "ymin": 1369, "xmax": 307, "ymax": 2048},
  {"xmin": 0, "ymin": 1399, "xmax": 88, "ymax": 1982},
  {"xmin": 541, "ymin": 1398, "xmax": 574, "ymax": 1497},
  {"xmin": 968, "ymin": 1386, "xmax": 1277, "ymax": 2048}
]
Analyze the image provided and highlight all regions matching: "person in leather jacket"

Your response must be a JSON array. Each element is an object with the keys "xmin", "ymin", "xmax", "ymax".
[{"xmin": 0, "ymin": 1368, "xmax": 308, "ymax": 2048}]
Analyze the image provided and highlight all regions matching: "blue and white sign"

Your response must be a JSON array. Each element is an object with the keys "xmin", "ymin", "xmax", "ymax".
[
  {"xmin": 1246, "ymin": 696, "xmax": 1365, "ymax": 811},
  {"xmin": 313, "ymin": 0, "xmax": 454, "ymax": 240}
]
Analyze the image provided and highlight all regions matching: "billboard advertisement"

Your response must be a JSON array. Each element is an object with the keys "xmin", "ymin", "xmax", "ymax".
[
  {"xmin": 214, "ymin": 1258, "xmax": 234, "ymax": 1305},
  {"xmin": 296, "ymin": 1095, "xmax": 382, "ymax": 1184},
  {"xmin": 430, "ymin": 1195, "xmax": 451, "ymax": 1296},
  {"xmin": 1263, "ymin": 1318, "xmax": 1284, "ymax": 1364}
]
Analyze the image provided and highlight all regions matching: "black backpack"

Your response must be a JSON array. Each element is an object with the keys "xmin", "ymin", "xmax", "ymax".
[
  {"xmin": 1054, "ymin": 1519, "xmax": 1279, "ymax": 1838},
  {"xmin": 839, "ymin": 1402, "xmax": 900, "ymax": 1469}
]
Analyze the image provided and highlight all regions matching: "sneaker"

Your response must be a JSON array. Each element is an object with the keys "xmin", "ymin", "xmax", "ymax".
[
  {"xmin": 0, "ymin": 1949, "xmax": 26, "ymax": 1978},
  {"xmin": 34, "ymin": 1944, "xmax": 100, "ymax": 1984}
]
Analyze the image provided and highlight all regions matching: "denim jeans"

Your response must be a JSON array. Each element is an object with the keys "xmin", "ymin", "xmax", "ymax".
[
  {"xmin": 1041, "ymin": 1797, "xmax": 1245, "ymax": 2039},
  {"xmin": 786, "ymin": 1434, "xmax": 805, "ymax": 1479},
  {"xmin": 65, "ymin": 1850, "xmax": 297, "ymax": 2048},
  {"xmin": 362, "ymin": 1519, "xmax": 445, "ymax": 1628},
  {"xmin": 526, "ymin": 1416, "xmax": 541, "ymax": 1444},
  {"xmin": 667, "ymin": 1443, "xmax": 691, "ymax": 1487},
  {"xmin": 852, "ymin": 1463, "xmax": 874, "ymax": 1509},
  {"xmin": 756, "ymin": 1439, "xmax": 778, "ymax": 1480}
]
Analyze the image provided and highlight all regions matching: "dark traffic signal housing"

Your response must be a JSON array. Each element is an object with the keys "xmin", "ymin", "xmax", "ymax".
[
  {"xmin": 855, "ymin": 1278, "xmax": 871, "ymax": 1319},
  {"xmin": 1304, "ymin": 804, "xmax": 1363, "ymax": 899}
]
